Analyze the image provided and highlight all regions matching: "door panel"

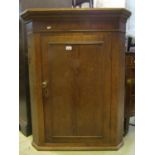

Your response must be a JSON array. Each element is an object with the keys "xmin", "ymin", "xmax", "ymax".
[
  {"xmin": 41, "ymin": 33, "xmax": 111, "ymax": 143},
  {"xmin": 76, "ymin": 45, "xmax": 105, "ymax": 137}
]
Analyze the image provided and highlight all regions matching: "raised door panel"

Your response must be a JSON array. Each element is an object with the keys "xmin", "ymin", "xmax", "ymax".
[{"xmin": 41, "ymin": 33, "xmax": 111, "ymax": 144}]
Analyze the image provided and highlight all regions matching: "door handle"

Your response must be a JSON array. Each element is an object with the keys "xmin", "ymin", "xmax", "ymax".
[{"xmin": 42, "ymin": 81, "xmax": 48, "ymax": 98}]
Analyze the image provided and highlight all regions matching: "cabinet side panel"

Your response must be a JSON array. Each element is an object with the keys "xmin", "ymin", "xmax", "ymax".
[
  {"xmin": 19, "ymin": 18, "xmax": 32, "ymax": 136},
  {"xmin": 27, "ymin": 28, "xmax": 44, "ymax": 145},
  {"xmin": 110, "ymin": 32, "xmax": 125, "ymax": 144}
]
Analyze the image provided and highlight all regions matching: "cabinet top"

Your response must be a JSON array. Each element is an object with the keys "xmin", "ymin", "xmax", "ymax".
[{"xmin": 20, "ymin": 8, "xmax": 131, "ymax": 22}]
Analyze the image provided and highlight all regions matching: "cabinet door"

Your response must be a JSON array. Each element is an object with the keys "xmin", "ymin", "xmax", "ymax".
[{"xmin": 41, "ymin": 33, "xmax": 111, "ymax": 144}]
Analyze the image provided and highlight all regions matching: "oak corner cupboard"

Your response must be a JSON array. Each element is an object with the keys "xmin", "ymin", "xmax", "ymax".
[{"xmin": 21, "ymin": 8, "xmax": 131, "ymax": 150}]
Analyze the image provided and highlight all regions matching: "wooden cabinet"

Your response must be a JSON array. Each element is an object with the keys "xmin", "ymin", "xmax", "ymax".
[
  {"xmin": 21, "ymin": 8, "xmax": 130, "ymax": 150},
  {"xmin": 124, "ymin": 52, "xmax": 135, "ymax": 134},
  {"xmin": 19, "ymin": 16, "xmax": 32, "ymax": 136},
  {"xmin": 19, "ymin": 5, "xmax": 32, "ymax": 135},
  {"xmin": 125, "ymin": 52, "xmax": 135, "ymax": 116}
]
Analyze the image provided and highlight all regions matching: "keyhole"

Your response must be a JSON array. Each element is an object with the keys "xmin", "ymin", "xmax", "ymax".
[
  {"xmin": 43, "ymin": 89, "xmax": 48, "ymax": 98},
  {"xmin": 45, "ymin": 89, "xmax": 48, "ymax": 96}
]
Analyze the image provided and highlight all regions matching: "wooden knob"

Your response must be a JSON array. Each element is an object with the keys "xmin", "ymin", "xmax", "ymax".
[
  {"xmin": 42, "ymin": 81, "xmax": 48, "ymax": 88},
  {"xmin": 46, "ymin": 26, "xmax": 52, "ymax": 30}
]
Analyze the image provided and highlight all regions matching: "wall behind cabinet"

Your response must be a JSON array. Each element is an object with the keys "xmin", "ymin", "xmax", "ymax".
[{"xmin": 20, "ymin": 0, "xmax": 72, "ymax": 11}]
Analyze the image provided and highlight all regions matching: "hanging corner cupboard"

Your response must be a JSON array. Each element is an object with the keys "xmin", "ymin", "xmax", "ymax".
[{"xmin": 21, "ymin": 8, "xmax": 131, "ymax": 150}]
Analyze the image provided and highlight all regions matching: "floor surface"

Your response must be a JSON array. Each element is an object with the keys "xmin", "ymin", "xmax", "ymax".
[{"xmin": 19, "ymin": 118, "xmax": 135, "ymax": 155}]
